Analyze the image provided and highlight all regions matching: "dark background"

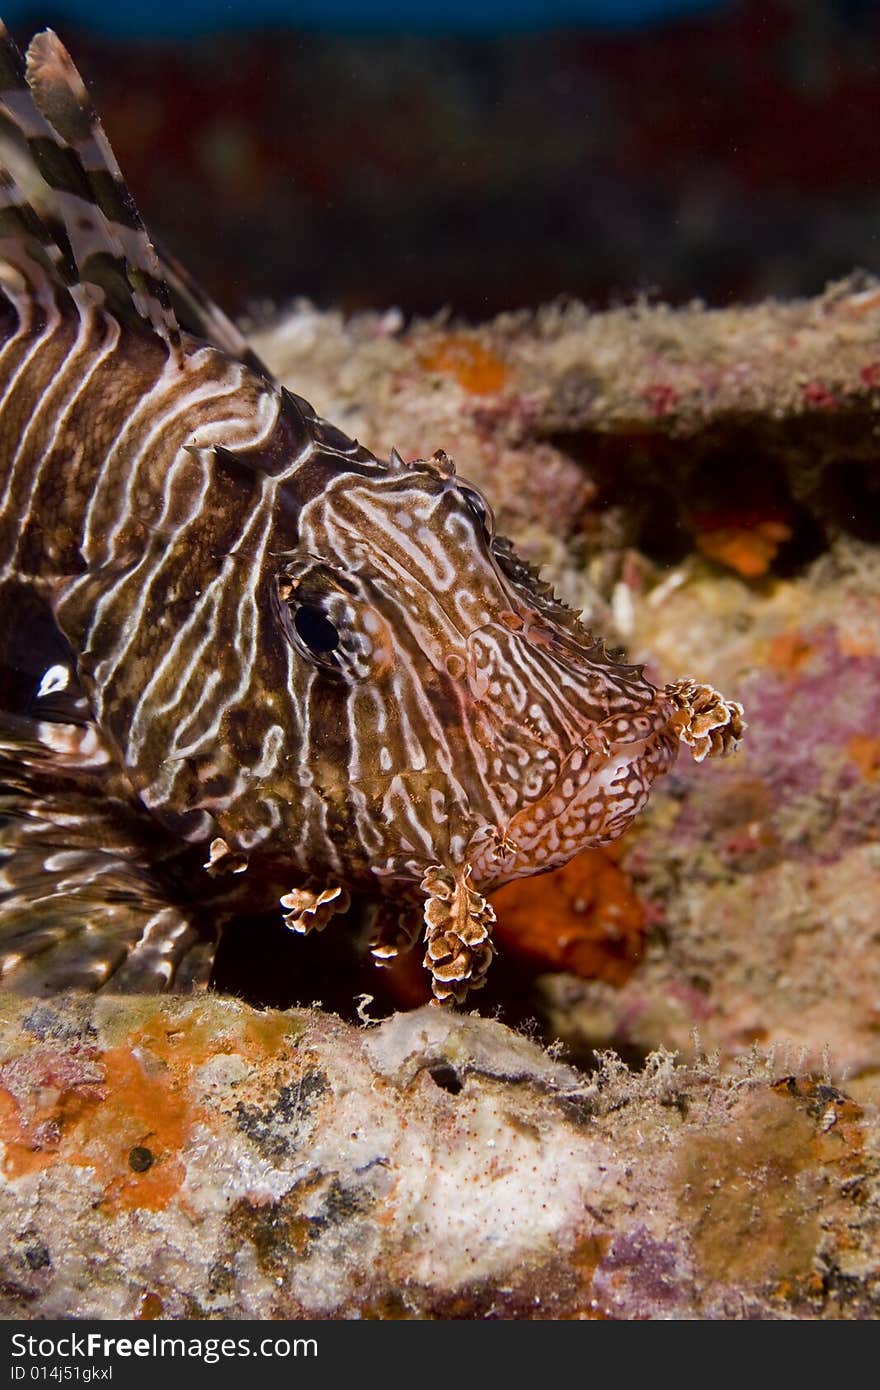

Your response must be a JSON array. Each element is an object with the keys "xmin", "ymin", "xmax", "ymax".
[{"xmin": 6, "ymin": 1, "xmax": 880, "ymax": 322}]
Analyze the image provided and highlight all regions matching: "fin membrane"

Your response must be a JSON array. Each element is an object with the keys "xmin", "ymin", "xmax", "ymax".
[
  {"xmin": 155, "ymin": 237, "xmax": 273, "ymax": 378},
  {"xmin": 0, "ymin": 709, "xmax": 218, "ymax": 994}
]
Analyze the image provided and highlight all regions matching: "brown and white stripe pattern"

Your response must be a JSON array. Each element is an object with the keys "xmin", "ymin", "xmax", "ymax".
[{"xmin": 0, "ymin": 21, "xmax": 745, "ymax": 1003}]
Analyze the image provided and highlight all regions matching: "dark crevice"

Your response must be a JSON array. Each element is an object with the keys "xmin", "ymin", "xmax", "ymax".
[
  {"xmin": 552, "ymin": 1034, "xmax": 656, "ymax": 1076},
  {"xmin": 544, "ymin": 414, "xmax": 876, "ymax": 577},
  {"xmin": 212, "ymin": 906, "xmax": 378, "ymax": 1018},
  {"xmin": 212, "ymin": 908, "xmax": 602, "ymax": 1073},
  {"xmin": 426, "ymin": 1063, "xmax": 463, "ymax": 1095},
  {"xmin": 817, "ymin": 458, "xmax": 880, "ymax": 543}
]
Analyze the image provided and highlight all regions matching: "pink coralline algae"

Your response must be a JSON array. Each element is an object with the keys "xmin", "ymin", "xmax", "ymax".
[{"xmin": 658, "ymin": 627, "xmax": 880, "ymax": 870}]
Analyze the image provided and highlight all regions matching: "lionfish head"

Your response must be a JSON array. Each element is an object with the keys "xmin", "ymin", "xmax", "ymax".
[{"xmin": 272, "ymin": 445, "xmax": 683, "ymax": 896}]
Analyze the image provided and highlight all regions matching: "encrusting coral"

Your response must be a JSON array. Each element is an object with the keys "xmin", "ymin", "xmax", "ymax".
[{"xmin": 0, "ymin": 995, "xmax": 877, "ymax": 1320}]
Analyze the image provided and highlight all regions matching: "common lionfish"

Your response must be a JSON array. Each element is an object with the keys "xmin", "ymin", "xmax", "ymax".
[{"xmin": 0, "ymin": 22, "xmax": 744, "ymax": 1005}]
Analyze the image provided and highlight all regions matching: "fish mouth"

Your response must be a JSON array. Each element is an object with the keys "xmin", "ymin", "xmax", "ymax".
[
  {"xmin": 581, "ymin": 689, "xmax": 679, "ymax": 759},
  {"xmin": 491, "ymin": 693, "xmax": 681, "ymax": 880}
]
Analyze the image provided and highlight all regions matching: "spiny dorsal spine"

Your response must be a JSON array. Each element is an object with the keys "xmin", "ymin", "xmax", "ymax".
[{"xmin": 0, "ymin": 22, "xmax": 182, "ymax": 357}]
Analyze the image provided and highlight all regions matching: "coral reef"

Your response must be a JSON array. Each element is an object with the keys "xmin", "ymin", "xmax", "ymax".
[
  {"xmin": 1, "ymin": 995, "xmax": 878, "ymax": 1320},
  {"xmin": 490, "ymin": 844, "xmax": 646, "ymax": 988},
  {"xmin": 251, "ymin": 276, "xmax": 880, "ymax": 583},
  {"xmin": 541, "ymin": 538, "xmax": 880, "ymax": 1084}
]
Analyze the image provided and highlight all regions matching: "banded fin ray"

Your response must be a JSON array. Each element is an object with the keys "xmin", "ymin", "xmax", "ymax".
[
  {"xmin": 0, "ymin": 22, "xmax": 182, "ymax": 358},
  {"xmin": 0, "ymin": 163, "xmax": 77, "ymax": 289},
  {"xmin": 0, "ymin": 710, "xmax": 217, "ymax": 993},
  {"xmin": 0, "ymin": 26, "xmax": 77, "ymax": 289}
]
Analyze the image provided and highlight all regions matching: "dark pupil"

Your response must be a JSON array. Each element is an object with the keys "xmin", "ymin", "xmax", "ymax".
[
  {"xmin": 294, "ymin": 605, "xmax": 339, "ymax": 654},
  {"xmin": 464, "ymin": 488, "xmax": 491, "ymax": 536}
]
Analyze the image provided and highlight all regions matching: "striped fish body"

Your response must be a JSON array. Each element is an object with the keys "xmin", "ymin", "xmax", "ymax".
[{"xmin": 0, "ymin": 23, "xmax": 745, "ymax": 1003}]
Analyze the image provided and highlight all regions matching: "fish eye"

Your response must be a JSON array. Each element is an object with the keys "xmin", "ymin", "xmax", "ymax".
[
  {"xmin": 459, "ymin": 483, "xmax": 495, "ymax": 542},
  {"xmin": 294, "ymin": 604, "xmax": 340, "ymax": 654},
  {"xmin": 273, "ymin": 561, "xmax": 393, "ymax": 679},
  {"xmin": 275, "ymin": 568, "xmax": 342, "ymax": 668}
]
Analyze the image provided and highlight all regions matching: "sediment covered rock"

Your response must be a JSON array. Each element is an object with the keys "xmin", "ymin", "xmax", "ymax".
[{"xmin": 1, "ymin": 995, "xmax": 877, "ymax": 1320}]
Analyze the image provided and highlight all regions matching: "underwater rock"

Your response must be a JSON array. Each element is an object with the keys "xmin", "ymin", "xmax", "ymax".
[
  {"xmin": 541, "ymin": 536, "xmax": 880, "ymax": 1082},
  {"xmin": 251, "ymin": 275, "xmax": 880, "ymax": 560},
  {"xmin": 0, "ymin": 994, "xmax": 878, "ymax": 1320}
]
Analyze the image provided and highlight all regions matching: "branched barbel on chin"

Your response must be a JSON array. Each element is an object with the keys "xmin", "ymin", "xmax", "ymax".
[{"xmin": 0, "ymin": 20, "xmax": 745, "ymax": 1007}]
